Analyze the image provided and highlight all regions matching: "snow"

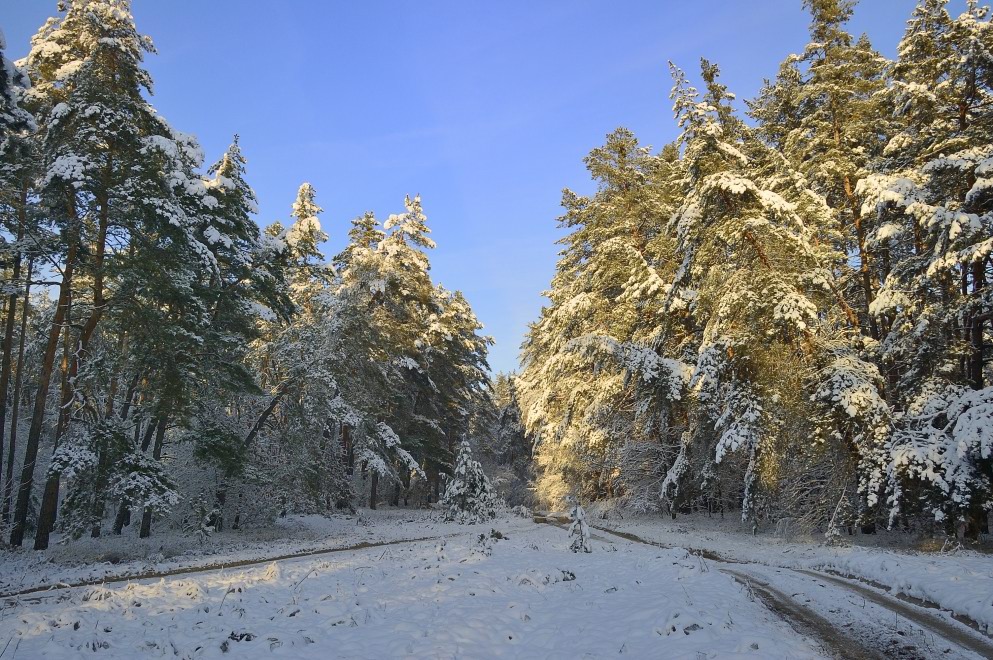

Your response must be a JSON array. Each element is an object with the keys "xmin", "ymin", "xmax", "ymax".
[
  {"xmin": 0, "ymin": 510, "xmax": 501, "ymax": 597},
  {"xmin": 202, "ymin": 225, "xmax": 231, "ymax": 247},
  {"xmin": 43, "ymin": 153, "xmax": 89, "ymax": 188},
  {"xmin": 284, "ymin": 215, "xmax": 322, "ymax": 248},
  {"xmin": 50, "ymin": 102, "xmax": 71, "ymax": 121},
  {"xmin": 54, "ymin": 59, "xmax": 84, "ymax": 81},
  {"xmin": 0, "ymin": 511, "xmax": 824, "ymax": 659},
  {"xmin": 595, "ymin": 513, "xmax": 993, "ymax": 633}
]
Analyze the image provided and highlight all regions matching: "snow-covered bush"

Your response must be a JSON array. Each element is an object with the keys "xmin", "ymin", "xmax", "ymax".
[{"xmin": 441, "ymin": 440, "xmax": 498, "ymax": 524}]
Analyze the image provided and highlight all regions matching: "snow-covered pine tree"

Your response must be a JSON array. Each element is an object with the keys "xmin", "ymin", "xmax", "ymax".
[
  {"xmin": 442, "ymin": 439, "xmax": 497, "ymax": 524},
  {"xmin": 663, "ymin": 60, "xmax": 888, "ymax": 527},
  {"xmin": 13, "ymin": 0, "xmax": 219, "ymax": 548},
  {"xmin": 284, "ymin": 182, "xmax": 329, "ymax": 290},
  {"xmin": 183, "ymin": 138, "xmax": 292, "ymax": 501},
  {"xmin": 243, "ymin": 184, "xmax": 354, "ymax": 517},
  {"xmin": 519, "ymin": 128, "xmax": 687, "ymax": 509},
  {"xmin": 413, "ymin": 285, "xmax": 493, "ymax": 503},
  {"xmin": 745, "ymin": 3, "xmax": 898, "ymax": 532},
  {"xmin": 750, "ymin": 0, "xmax": 893, "ymax": 342},
  {"xmin": 858, "ymin": 0, "xmax": 993, "ymax": 537},
  {"xmin": 0, "ymin": 29, "xmax": 34, "ymax": 135},
  {"xmin": 490, "ymin": 373, "xmax": 534, "ymax": 502},
  {"xmin": 329, "ymin": 205, "xmax": 424, "ymax": 509},
  {"xmin": 0, "ymin": 28, "xmax": 38, "ymax": 526},
  {"xmin": 372, "ymin": 195, "xmax": 449, "ymax": 505}
]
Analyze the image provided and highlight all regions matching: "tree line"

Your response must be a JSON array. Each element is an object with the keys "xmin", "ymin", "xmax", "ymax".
[
  {"xmin": 519, "ymin": 0, "xmax": 993, "ymax": 539},
  {"xmin": 0, "ymin": 0, "xmax": 492, "ymax": 550}
]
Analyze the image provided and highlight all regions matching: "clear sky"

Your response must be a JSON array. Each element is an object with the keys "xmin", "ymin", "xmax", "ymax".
[{"xmin": 4, "ymin": 1, "xmax": 933, "ymax": 374}]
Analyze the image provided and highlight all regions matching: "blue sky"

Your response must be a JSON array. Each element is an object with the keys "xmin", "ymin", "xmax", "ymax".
[{"xmin": 5, "ymin": 1, "xmax": 927, "ymax": 374}]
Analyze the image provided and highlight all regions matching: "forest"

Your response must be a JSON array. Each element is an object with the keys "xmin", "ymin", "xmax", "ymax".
[
  {"xmin": 0, "ymin": 1, "xmax": 508, "ymax": 552},
  {"xmin": 519, "ymin": 0, "xmax": 993, "ymax": 541},
  {"xmin": 0, "ymin": 0, "xmax": 991, "ymax": 558},
  {"xmin": 2, "ymin": 2, "xmax": 993, "ymax": 658}
]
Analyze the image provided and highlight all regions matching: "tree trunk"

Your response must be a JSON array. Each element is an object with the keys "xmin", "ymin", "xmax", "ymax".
[
  {"xmin": 342, "ymin": 424, "xmax": 354, "ymax": 476},
  {"xmin": 369, "ymin": 471, "xmax": 378, "ymax": 510},
  {"xmin": 36, "ymin": 187, "xmax": 112, "ymax": 549},
  {"xmin": 2, "ymin": 260, "xmax": 32, "ymax": 524},
  {"xmin": 967, "ymin": 261, "xmax": 987, "ymax": 390},
  {"xmin": 10, "ymin": 237, "xmax": 77, "ymax": 548},
  {"xmin": 88, "ymin": 435, "xmax": 112, "ymax": 539},
  {"xmin": 34, "ymin": 316, "xmax": 76, "ymax": 550},
  {"xmin": 0, "ymin": 207, "xmax": 25, "ymax": 495},
  {"xmin": 242, "ymin": 382, "xmax": 289, "ymax": 449},
  {"xmin": 214, "ymin": 485, "xmax": 227, "ymax": 533},
  {"xmin": 139, "ymin": 417, "xmax": 167, "ymax": 538}
]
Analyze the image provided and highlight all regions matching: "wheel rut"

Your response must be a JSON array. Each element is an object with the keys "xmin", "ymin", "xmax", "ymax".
[{"xmin": 569, "ymin": 521, "xmax": 993, "ymax": 659}]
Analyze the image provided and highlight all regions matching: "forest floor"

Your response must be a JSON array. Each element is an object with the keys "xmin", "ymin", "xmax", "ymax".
[{"xmin": 0, "ymin": 509, "xmax": 991, "ymax": 658}]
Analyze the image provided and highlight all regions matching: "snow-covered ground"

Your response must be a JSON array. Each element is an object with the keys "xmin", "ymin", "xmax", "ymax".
[
  {"xmin": 594, "ymin": 512, "xmax": 993, "ymax": 633},
  {"xmin": 1, "ymin": 513, "xmax": 825, "ymax": 659},
  {"xmin": 4, "ymin": 509, "xmax": 993, "ymax": 658},
  {"xmin": 0, "ymin": 509, "xmax": 534, "ymax": 597}
]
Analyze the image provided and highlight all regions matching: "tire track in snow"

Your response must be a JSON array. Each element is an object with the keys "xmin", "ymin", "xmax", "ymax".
[
  {"xmin": 583, "ymin": 522, "xmax": 993, "ymax": 659},
  {"xmin": 793, "ymin": 568, "xmax": 993, "ymax": 660},
  {"xmin": 535, "ymin": 519, "xmax": 867, "ymax": 658},
  {"xmin": 720, "ymin": 567, "xmax": 880, "ymax": 660},
  {"xmin": 1, "ymin": 534, "xmax": 444, "ymax": 601}
]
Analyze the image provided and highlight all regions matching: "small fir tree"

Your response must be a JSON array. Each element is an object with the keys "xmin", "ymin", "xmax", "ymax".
[
  {"xmin": 442, "ymin": 440, "xmax": 497, "ymax": 524},
  {"xmin": 567, "ymin": 496, "xmax": 592, "ymax": 553}
]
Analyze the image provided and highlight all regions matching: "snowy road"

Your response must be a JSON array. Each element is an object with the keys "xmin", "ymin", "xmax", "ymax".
[
  {"xmin": 2, "ymin": 517, "xmax": 991, "ymax": 658},
  {"xmin": 1, "ymin": 521, "xmax": 826, "ymax": 659}
]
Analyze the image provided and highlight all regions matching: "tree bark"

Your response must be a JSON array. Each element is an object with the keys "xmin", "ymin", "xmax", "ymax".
[
  {"xmin": 967, "ymin": 260, "xmax": 987, "ymax": 390},
  {"xmin": 35, "ymin": 191, "xmax": 112, "ymax": 550},
  {"xmin": 34, "ymin": 314, "xmax": 76, "ymax": 550},
  {"xmin": 2, "ymin": 260, "xmax": 32, "ymax": 524},
  {"xmin": 0, "ymin": 193, "xmax": 26, "ymax": 496},
  {"xmin": 342, "ymin": 424, "xmax": 354, "ymax": 476},
  {"xmin": 242, "ymin": 382, "xmax": 290, "ymax": 449},
  {"xmin": 10, "ymin": 235, "xmax": 78, "ymax": 548}
]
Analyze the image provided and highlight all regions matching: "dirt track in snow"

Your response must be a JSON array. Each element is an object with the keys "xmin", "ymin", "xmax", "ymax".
[
  {"xmin": 587, "ymin": 523, "xmax": 993, "ymax": 660},
  {"xmin": 0, "ymin": 535, "xmax": 442, "ymax": 601}
]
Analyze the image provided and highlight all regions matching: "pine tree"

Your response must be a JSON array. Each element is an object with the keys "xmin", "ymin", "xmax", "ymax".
[
  {"xmin": 658, "ymin": 60, "xmax": 886, "ymax": 525},
  {"xmin": 0, "ymin": 28, "xmax": 38, "ymax": 529},
  {"xmin": 0, "ymin": 29, "xmax": 34, "ymax": 135},
  {"xmin": 858, "ymin": 0, "xmax": 993, "ymax": 536},
  {"xmin": 519, "ymin": 128, "xmax": 686, "ymax": 509},
  {"xmin": 567, "ymin": 496, "xmax": 592, "ymax": 553},
  {"xmin": 752, "ymin": 1, "xmax": 892, "ymax": 340},
  {"xmin": 442, "ymin": 439, "xmax": 497, "ymax": 524},
  {"xmin": 243, "ymin": 184, "xmax": 356, "ymax": 517},
  {"xmin": 285, "ymin": 182, "xmax": 329, "ymax": 282},
  {"xmin": 11, "ymin": 0, "xmax": 215, "ymax": 548}
]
